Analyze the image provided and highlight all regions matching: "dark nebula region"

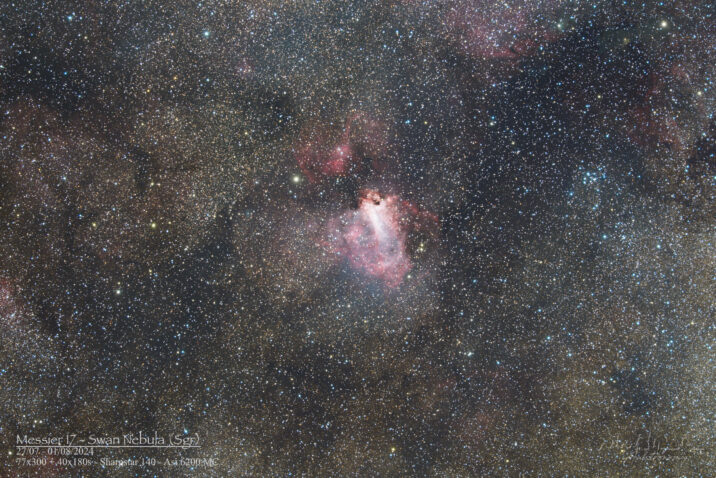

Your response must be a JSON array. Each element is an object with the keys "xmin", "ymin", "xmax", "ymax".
[{"xmin": 1, "ymin": 1, "xmax": 714, "ymax": 476}]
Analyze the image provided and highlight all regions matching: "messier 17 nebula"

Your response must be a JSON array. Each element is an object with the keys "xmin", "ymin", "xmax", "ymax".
[
  {"xmin": 1, "ymin": 0, "xmax": 714, "ymax": 476},
  {"xmin": 327, "ymin": 190, "xmax": 417, "ymax": 287}
]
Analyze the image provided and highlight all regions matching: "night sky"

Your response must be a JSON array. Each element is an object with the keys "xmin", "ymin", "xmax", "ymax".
[{"xmin": 1, "ymin": 1, "xmax": 714, "ymax": 476}]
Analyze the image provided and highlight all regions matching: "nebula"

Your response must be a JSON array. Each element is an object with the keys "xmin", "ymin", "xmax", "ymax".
[
  {"xmin": 294, "ymin": 122, "xmax": 355, "ymax": 182},
  {"xmin": 441, "ymin": 0, "xmax": 560, "ymax": 60},
  {"xmin": 1, "ymin": 1, "xmax": 714, "ymax": 475},
  {"xmin": 293, "ymin": 112, "xmax": 391, "ymax": 183},
  {"xmin": 327, "ymin": 190, "xmax": 412, "ymax": 287}
]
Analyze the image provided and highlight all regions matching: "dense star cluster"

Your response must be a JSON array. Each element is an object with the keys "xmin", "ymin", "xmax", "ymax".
[{"xmin": 1, "ymin": 0, "xmax": 714, "ymax": 476}]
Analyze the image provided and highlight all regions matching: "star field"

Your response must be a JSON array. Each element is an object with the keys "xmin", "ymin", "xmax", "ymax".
[{"xmin": 1, "ymin": 1, "xmax": 714, "ymax": 476}]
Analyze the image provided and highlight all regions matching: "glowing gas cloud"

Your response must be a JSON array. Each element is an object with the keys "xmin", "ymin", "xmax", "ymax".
[{"xmin": 327, "ymin": 190, "xmax": 411, "ymax": 287}]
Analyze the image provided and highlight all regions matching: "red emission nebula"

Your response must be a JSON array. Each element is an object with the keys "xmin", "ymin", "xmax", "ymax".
[
  {"xmin": 293, "ymin": 112, "xmax": 390, "ymax": 183},
  {"xmin": 325, "ymin": 190, "xmax": 437, "ymax": 288}
]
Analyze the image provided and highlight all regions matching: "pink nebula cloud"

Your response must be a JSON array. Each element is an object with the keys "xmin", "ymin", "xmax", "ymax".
[
  {"xmin": 438, "ymin": 0, "xmax": 561, "ymax": 61},
  {"xmin": 326, "ymin": 190, "xmax": 412, "ymax": 287},
  {"xmin": 293, "ymin": 112, "xmax": 392, "ymax": 183}
]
